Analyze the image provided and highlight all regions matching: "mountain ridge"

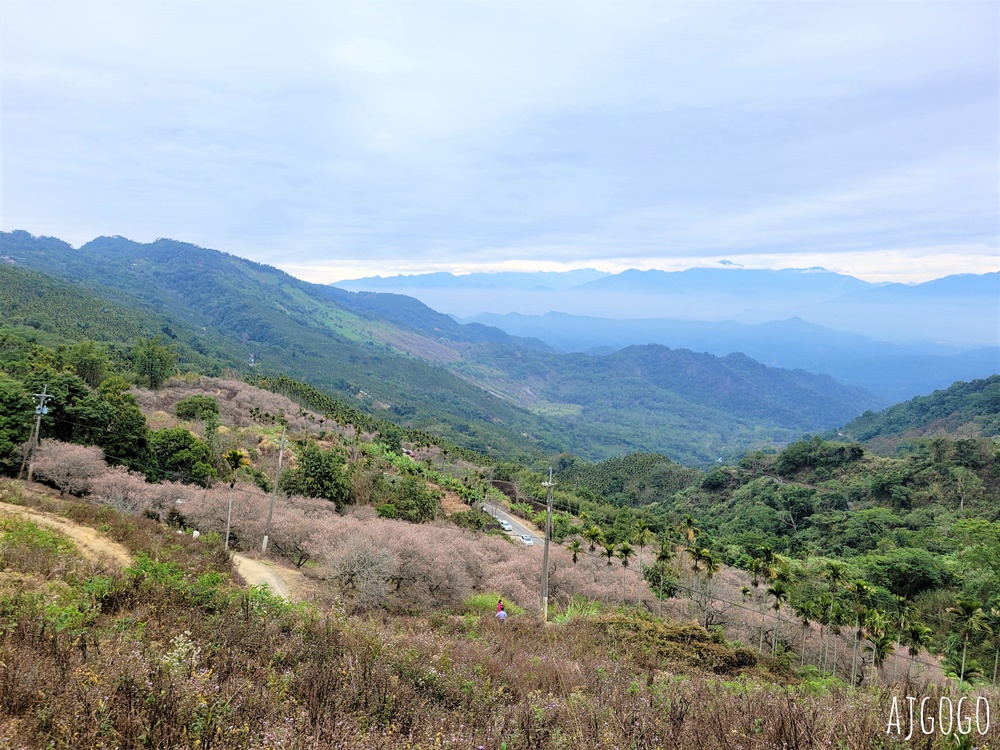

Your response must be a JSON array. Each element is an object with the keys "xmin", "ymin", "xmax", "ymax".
[{"xmin": 1, "ymin": 230, "xmax": 887, "ymax": 464}]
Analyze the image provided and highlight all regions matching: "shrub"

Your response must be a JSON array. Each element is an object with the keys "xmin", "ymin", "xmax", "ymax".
[{"xmin": 174, "ymin": 394, "xmax": 220, "ymax": 421}]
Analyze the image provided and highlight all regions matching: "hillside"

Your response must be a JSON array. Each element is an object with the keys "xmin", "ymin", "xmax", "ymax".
[
  {"xmin": 0, "ymin": 330, "xmax": 998, "ymax": 747},
  {"xmin": 1, "ymin": 231, "xmax": 883, "ymax": 464},
  {"xmin": 835, "ymin": 375, "xmax": 1000, "ymax": 455},
  {"xmin": 1, "ymin": 481, "xmax": 941, "ymax": 750}
]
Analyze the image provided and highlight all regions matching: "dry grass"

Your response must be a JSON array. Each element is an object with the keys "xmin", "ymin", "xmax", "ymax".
[{"xmin": 0, "ymin": 480, "xmax": 995, "ymax": 749}]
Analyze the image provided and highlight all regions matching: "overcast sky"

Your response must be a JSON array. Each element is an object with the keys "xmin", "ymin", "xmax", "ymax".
[{"xmin": 2, "ymin": 1, "xmax": 997, "ymax": 284}]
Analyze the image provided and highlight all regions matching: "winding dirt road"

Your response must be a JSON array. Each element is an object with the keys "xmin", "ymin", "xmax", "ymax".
[
  {"xmin": 232, "ymin": 554, "xmax": 290, "ymax": 598},
  {"xmin": 0, "ymin": 497, "xmax": 301, "ymax": 601},
  {"xmin": 0, "ymin": 501, "xmax": 131, "ymax": 566}
]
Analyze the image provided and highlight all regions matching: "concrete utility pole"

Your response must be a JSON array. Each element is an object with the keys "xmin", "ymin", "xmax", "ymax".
[
  {"xmin": 540, "ymin": 467, "xmax": 555, "ymax": 622},
  {"xmin": 224, "ymin": 492, "xmax": 234, "ymax": 552},
  {"xmin": 262, "ymin": 426, "xmax": 286, "ymax": 554},
  {"xmin": 20, "ymin": 385, "xmax": 52, "ymax": 481}
]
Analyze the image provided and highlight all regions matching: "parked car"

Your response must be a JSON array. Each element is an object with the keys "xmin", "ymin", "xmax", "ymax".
[
  {"xmin": 498, "ymin": 520, "xmax": 513, "ymax": 532},
  {"xmin": 520, "ymin": 535, "xmax": 534, "ymax": 546}
]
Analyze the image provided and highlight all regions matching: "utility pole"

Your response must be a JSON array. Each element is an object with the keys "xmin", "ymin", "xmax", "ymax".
[
  {"xmin": 20, "ymin": 386, "xmax": 52, "ymax": 481},
  {"xmin": 262, "ymin": 426, "xmax": 286, "ymax": 554},
  {"xmin": 224, "ymin": 491, "xmax": 234, "ymax": 552},
  {"xmin": 540, "ymin": 467, "xmax": 555, "ymax": 622}
]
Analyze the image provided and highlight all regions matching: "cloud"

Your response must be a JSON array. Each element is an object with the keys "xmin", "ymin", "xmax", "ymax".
[{"xmin": 1, "ymin": 1, "xmax": 996, "ymax": 284}]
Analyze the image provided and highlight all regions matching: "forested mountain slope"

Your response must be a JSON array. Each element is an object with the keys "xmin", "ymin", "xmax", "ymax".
[
  {"xmin": 2, "ymin": 231, "xmax": 881, "ymax": 464},
  {"xmin": 835, "ymin": 375, "xmax": 1000, "ymax": 455}
]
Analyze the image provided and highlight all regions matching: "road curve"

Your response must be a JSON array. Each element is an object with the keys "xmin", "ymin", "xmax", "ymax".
[
  {"xmin": 482, "ymin": 503, "xmax": 542, "ymax": 545},
  {"xmin": 232, "ymin": 554, "xmax": 290, "ymax": 599}
]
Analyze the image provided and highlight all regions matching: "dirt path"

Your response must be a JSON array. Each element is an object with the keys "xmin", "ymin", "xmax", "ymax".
[
  {"xmin": 0, "ymin": 497, "xmax": 308, "ymax": 602},
  {"xmin": 0, "ymin": 501, "xmax": 131, "ymax": 566},
  {"xmin": 232, "ymin": 554, "xmax": 291, "ymax": 599}
]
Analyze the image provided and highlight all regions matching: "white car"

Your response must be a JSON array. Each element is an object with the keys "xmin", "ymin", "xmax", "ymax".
[
  {"xmin": 520, "ymin": 535, "xmax": 534, "ymax": 546},
  {"xmin": 498, "ymin": 520, "xmax": 513, "ymax": 532}
]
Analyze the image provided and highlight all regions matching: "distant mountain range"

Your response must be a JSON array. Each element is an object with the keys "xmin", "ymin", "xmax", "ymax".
[
  {"xmin": 1, "ymin": 231, "xmax": 890, "ymax": 465},
  {"xmin": 461, "ymin": 312, "xmax": 999, "ymax": 403},
  {"xmin": 334, "ymin": 267, "xmax": 999, "ymax": 347}
]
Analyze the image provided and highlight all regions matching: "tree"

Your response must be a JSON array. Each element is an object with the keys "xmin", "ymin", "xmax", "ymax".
[
  {"xmin": 566, "ymin": 539, "xmax": 582, "ymax": 564},
  {"xmin": 985, "ymin": 608, "xmax": 1000, "ymax": 685},
  {"xmin": 847, "ymin": 579, "xmax": 874, "ymax": 686},
  {"xmin": 67, "ymin": 340, "xmax": 110, "ymax": 388},
  {"xmin": 946, "ymin": 598, "xmax": 992, "ymax": 684},
  {"xmin": 148, "ymin": 428, "xmax": 217, "ymax": 485},
  {"xmin": 796, "ymin": 600, "xmax": 817, "ymax": 666},
  {"xmin": 279, "ymin": 442, "xmax": 350, "ymax": 509},
  {"xmin": 31, "ymin": 440, "xmax": 105, "ymax": 496},
  {"xmin": 681, "ymin": 514, "xmax": 699, "ymax": 544},
  {"xmin": 133, "ymin": 336, "xmax": 176, "ymax": 390},
  {"xmin": 904, "ymin": 622, "xmax": 933, "ymax": 679},
  {"xmin": 632, "ymin": 520, "xmax": 654, "ymax": 573},
  {"xmin": 616, "ymin": 542, "xmax": 635, "ymax": 603},
  {"xmin": 175, "ymin": 395, "xmax": 220, "ymax": 421},
  {"xmin": 0, "ymin": 375, "xmax": 32, "ymax": 475},
  {"xmin": 222, "ymin": 449, "xmax": 251, "ymax": 551},
  {"xmin": 862, "ymin": 609, "xmax": 892, "ymax": 683},
  {"xmin": 582, "ymin": 525, "xmax": 603, "ymax": 553},
  {"xmin": 386, "ymin": 475, "xmax": 440, "ymax": 523},
  {"xmin": 90, "ymin": 465, "xmax": 149, "ymax": 514},
  {"xmin": 766, "ymin": 580, "xmax": 789, "ymax": 655},
  {"xmin": 600, "ymin": 542, "xmax": 617, "ymax": 567},
  {"xmin": 77, "ymin": 377, "xmax": 151, "ymax": 472}
]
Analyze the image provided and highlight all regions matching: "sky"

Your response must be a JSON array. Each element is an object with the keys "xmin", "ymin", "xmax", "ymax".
[{"xmin": 1, "ymin": 1, "xmax": 998, "ymax": 285}]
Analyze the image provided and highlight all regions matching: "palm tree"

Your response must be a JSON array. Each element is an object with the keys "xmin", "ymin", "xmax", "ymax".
[
  {"xmin": 946, "ymin": 598, "xmax": 992, "ymax": 683},
  {"xmin": 601, "ymin": 541, "xmax": 617, "ymax": 567},
  {"xmin": 222, "ymin": 449, "xmax": 250, "ymax": 551},
  {"xmin": 904, "ymin": 622, "xmax": 933, "ymax": 679},
  {"xmin": 890, "ymin": 595, "xmax": 911, "ymax": 683},
  {"xmin": 766, "ymin": 580, "xmax": 789, "ymax": 655},
  {"xmin": 796, "ymin": 600, "xmax": 817, "ymax": 666},
  {"xmin": 702, "ymin": 550, "xmax": 721, "ymax": 594},
  {"xmin": 827, "ymin": 601, "xmax": 846, "ymax": 678},
  {"xmin": 654, "ymin": 538, "xmax": 676, "ymax": 616},
  {"xmin": 681, "ymin": 514, "xmax": 699, "ymax": 544},
  {"xmin": 864, "ymin": 632, "xmax": 896, "ymax": 683},
  {"xmin": 686, "ymin": 545, "xmax": 705, "ymax": 574},
  {"xmin": 815, "ymin": 593, "xmax": 833, "ymax": 671},
  {"xmin": 825, "ymin": 560, "xmax": 848, "ymax": 592},
  {"xmin": 632, "ymin": 521, "xmax": 655, "ymax": 574},
  {"xmin": 987, "ymin": 608, "xmax": 1000, "ymax": 685},
  {"xmin": 566, "ymin": 539, "xmax": 583, "ymax": 564},
  {"xmin": 617, "ymin": 542, "xmax": 635, "ymax": 604},
  {"xmin": 862, "ymin": 609, "xmax": 891, "ymax": 684},
  {"xmin": 847, "ymin": 579, "xmax": 873, "ymax": 686},
  {"xmin": 582, "ymin": 525, "xmax": 603, "ymax": 553}
]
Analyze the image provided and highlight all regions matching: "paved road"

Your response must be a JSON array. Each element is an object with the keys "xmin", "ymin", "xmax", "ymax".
[{"xmin": 481, "ymin": 503, "xmax": 543, "ymax": 545}]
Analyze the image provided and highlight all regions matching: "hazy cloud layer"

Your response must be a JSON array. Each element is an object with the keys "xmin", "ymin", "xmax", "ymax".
[{"xmin": 2, "ymin": 1, "xmax": 997, "ymax": 283}]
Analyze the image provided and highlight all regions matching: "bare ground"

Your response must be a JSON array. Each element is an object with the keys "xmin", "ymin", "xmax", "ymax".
[
  {"xmin": 0, "ymin": 484, "xmax": 310, "ymax": 602},
  {"xmin": 0, "ymin": 500, "xmax": 131, "ymax": 567}
]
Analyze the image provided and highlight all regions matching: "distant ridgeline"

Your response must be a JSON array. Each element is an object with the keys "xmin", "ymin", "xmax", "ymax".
[{"xmin": 0, "ymin": 229, "xmax": 949, "ymax": 466}]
